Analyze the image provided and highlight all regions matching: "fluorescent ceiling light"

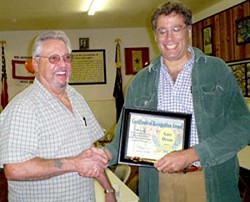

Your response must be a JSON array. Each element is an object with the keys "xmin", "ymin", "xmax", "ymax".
[{"xmin": 88, "ymin": 0, "xmax": 99, "ymax": 15}]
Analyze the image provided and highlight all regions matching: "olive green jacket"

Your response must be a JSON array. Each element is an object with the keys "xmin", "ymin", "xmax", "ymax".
[{"xmin": 106, "ymin": 47, "xmax": 250, "ymax": 202}]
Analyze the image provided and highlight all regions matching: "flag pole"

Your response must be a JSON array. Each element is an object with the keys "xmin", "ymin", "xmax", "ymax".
[
  {"xmin": 1, "ymin": 40, "xmax": 8, "ymax": 110},
  {"xmin": 113, "ymin": 38, "xmax": 124, "ymax": 122},
  {"xmin": 114, "ymin": 38, "xmax": 121, "ymax": 68}
]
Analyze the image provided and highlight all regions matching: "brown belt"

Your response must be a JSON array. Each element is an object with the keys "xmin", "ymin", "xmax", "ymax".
[{"xmin": 182, "ymin": 165, "xmax": 203, "ymax": 174}]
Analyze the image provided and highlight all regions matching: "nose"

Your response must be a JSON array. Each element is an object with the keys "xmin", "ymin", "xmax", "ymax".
[
  {"xmin": 165, "ymin": 30, "xmax": 175, "ymax": 39},
  {"xmin": 56, "ymin": 58, "xmax": 66, "ymax": 66}
]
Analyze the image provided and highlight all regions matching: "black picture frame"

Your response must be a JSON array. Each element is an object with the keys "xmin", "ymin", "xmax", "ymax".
[
  {"xmin": 236, "ymin": 16, "xmax": 250, "ymax": 45},
  {"xmin": 202, "ymin": 25, "xmax": 213, "ymax": 55},
  {"xmin": 69, "ymin": 49, "xmax": 106, "ymax": 85},
  {"xmin": 118, "ymin": 107, "xmax": 191, "ymax": 167}
]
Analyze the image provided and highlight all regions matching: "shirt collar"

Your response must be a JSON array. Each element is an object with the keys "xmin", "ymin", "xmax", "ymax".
[{"xmin": 160, "ymin": 46, "xmax": 195, "ymax": 73}]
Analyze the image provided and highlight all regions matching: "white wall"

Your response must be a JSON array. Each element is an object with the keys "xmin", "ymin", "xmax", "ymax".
[{"xmin": 0, "ymin": 0, "xmax": 245, "ymax": 132}]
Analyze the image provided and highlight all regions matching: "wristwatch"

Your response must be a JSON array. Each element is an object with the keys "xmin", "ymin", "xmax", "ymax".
[{"xmin": 104, "ymin": 188, "xmax": 115, "ymax": 194}]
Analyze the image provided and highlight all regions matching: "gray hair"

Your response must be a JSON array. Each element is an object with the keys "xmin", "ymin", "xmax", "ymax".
[
  {"xmin": 32, "ymin": 30, "xmax": 72, "ymax": 58},
  {"xmin": 151, "ymin": 1, "xmax": 192, "ymax": 31}
]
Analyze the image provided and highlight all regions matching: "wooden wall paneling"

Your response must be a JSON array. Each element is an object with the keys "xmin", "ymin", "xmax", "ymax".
[
  {"xmin": 203, "ymin": 17, "xmax": 212, "ymax": 27},
  {"xmin": 192, "ymin": 1, "xmax": 249, "ymax": 62},
  {"xmin": 218, "ymin": 12, "xmax": 226, "ymax": 60},
  {"xmin": 233, "ymin": 1, "xmax": 250, "ymax": 61},
  {"xmin": 192, "ymin": 21, "xmax": 203, "ymax": 50},
  {"xmin": 219, "ymin": 9, "xmax": 235, "ymax": 62},
  {"xmin": 214, "ymin": 14, "xmax": 221, "ymax": 58},
  {"xmin": 196, "ymin": 22, "xmax": 203, "ymax": 50},
  {"xmin": 191, "ymin": 22, "xmax": 198, "ymax": 48},
  {"xmin": 191, "ymin": 23, "xmax": 197, "ymax": 47}
]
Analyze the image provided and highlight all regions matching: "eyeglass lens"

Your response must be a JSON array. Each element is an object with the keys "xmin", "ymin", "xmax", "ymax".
[{"xmin": 48, "ymin": 54, "xmax": 72, "ymax": 64}]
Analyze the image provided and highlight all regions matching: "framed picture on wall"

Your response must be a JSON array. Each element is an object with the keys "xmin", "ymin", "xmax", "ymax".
[
  {"xmin": 12, "ymin": 59, "xmax": 35, "ymax": 80},
  {"xmin": 227, "ymin": 60, "xmax": 250, "ymax": 97},
  {"xmin": 79, "ymin": 38, "xmax": 89, "ymax": 50},
  {"xmin": 124, "ymin": 47, "xmax": 149, "ymax": 75},
  {"xmin": 202, "ymin": 26, "xmax": 213, "ymax": 55},
  {"xmin": 236, "ymin": 16, "xmax": 250, "ymax": 45}
]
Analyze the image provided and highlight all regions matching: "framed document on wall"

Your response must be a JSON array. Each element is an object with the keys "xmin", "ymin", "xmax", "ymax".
[
  {"xmin": 70, "ymin": 50, "xmax": 106, "ymax": 85},
  {"xmin": 118, "ymin": 108, "xmax": 191, "ymax": 167}
]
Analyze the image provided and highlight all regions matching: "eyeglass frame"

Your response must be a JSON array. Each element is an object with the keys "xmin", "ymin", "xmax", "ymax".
[
  {"xmin": 35, "ymin": 53, "xmax": 73, "ymax": 64},
  {"xmin": 155, "ymin": 25, "xmax": 191, "ymax": 37}
]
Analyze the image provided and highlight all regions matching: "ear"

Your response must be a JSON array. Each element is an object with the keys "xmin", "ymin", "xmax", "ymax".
[
  {"xmin": 187, "ymin": 26, "xmax": 192, "ymax": 38},
  {"xmin": 32, "ymin": 59, "xmax": 39, "ymax": 72}
]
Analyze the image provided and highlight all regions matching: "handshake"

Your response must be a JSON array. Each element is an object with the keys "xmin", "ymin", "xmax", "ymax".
[{"xmin": 73, "ymin": 147, "xmax": 112, "ymax": 178}]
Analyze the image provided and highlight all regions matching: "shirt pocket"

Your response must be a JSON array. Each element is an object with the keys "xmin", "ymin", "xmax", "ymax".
[{"xmin": 199, "ymin": 84, "xmax": 225, "ymax": 118}]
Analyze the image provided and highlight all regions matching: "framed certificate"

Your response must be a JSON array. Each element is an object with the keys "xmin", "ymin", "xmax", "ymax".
[
  {"xmin": 69, "ymin": 50, "xmax": 106, "ymax": 85},
  {"xmin": 118, "ymin": 108, "xmax": 191, "ymax": 167}
]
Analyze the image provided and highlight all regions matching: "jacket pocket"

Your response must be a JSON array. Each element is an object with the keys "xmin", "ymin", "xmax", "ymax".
[
  {"xmin": 134, "ymin": 94, "xmax": 156, "ymax": 108},
  {"xmin": 200, "ymin": 84, "xmax": 225, "ymax": 118}
]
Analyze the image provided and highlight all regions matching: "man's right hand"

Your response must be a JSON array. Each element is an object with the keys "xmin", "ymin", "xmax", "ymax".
[{"xmin": 76, "ymin": 147, "xmax": 109, "ymax": 177}]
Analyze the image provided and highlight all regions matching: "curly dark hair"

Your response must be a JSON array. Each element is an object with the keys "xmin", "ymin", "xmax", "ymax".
[{"xmin": 151, "ymin": 1, "xmax": 192, "ymax": 31}]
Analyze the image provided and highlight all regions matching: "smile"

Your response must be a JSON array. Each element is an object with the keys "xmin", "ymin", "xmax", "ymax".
[{"xmin": 166, "ymin": 44, "xmax": 177, "ymax": 49}]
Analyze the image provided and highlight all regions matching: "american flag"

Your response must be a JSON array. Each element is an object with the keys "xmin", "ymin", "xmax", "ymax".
[
  {"xmin": 113, "ymin": 39, "xmax": 124, "ymax": 122},
  {"xmin": 1, "ymin": 42, "xmax": 8, "ymax": 109}
]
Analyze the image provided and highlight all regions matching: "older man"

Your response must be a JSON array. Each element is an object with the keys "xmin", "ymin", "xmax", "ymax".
[{"xmin": 0, "ymin": 30, "xmax": 116, "ymax": 202}]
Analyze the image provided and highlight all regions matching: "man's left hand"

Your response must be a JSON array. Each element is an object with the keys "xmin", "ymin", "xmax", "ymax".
[{"xmin": 154, "ymin": 148, "xmax": 199, "ymax": 173}]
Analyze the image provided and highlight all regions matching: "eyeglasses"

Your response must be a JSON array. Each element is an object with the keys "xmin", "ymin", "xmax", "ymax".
[
  {"xmin": 36, "ymin": 53, "xmax": 73, "ymax": 64},
  {"xmin": 156, "ymin": 25, "xmax": 188, "ymax": 37}
]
